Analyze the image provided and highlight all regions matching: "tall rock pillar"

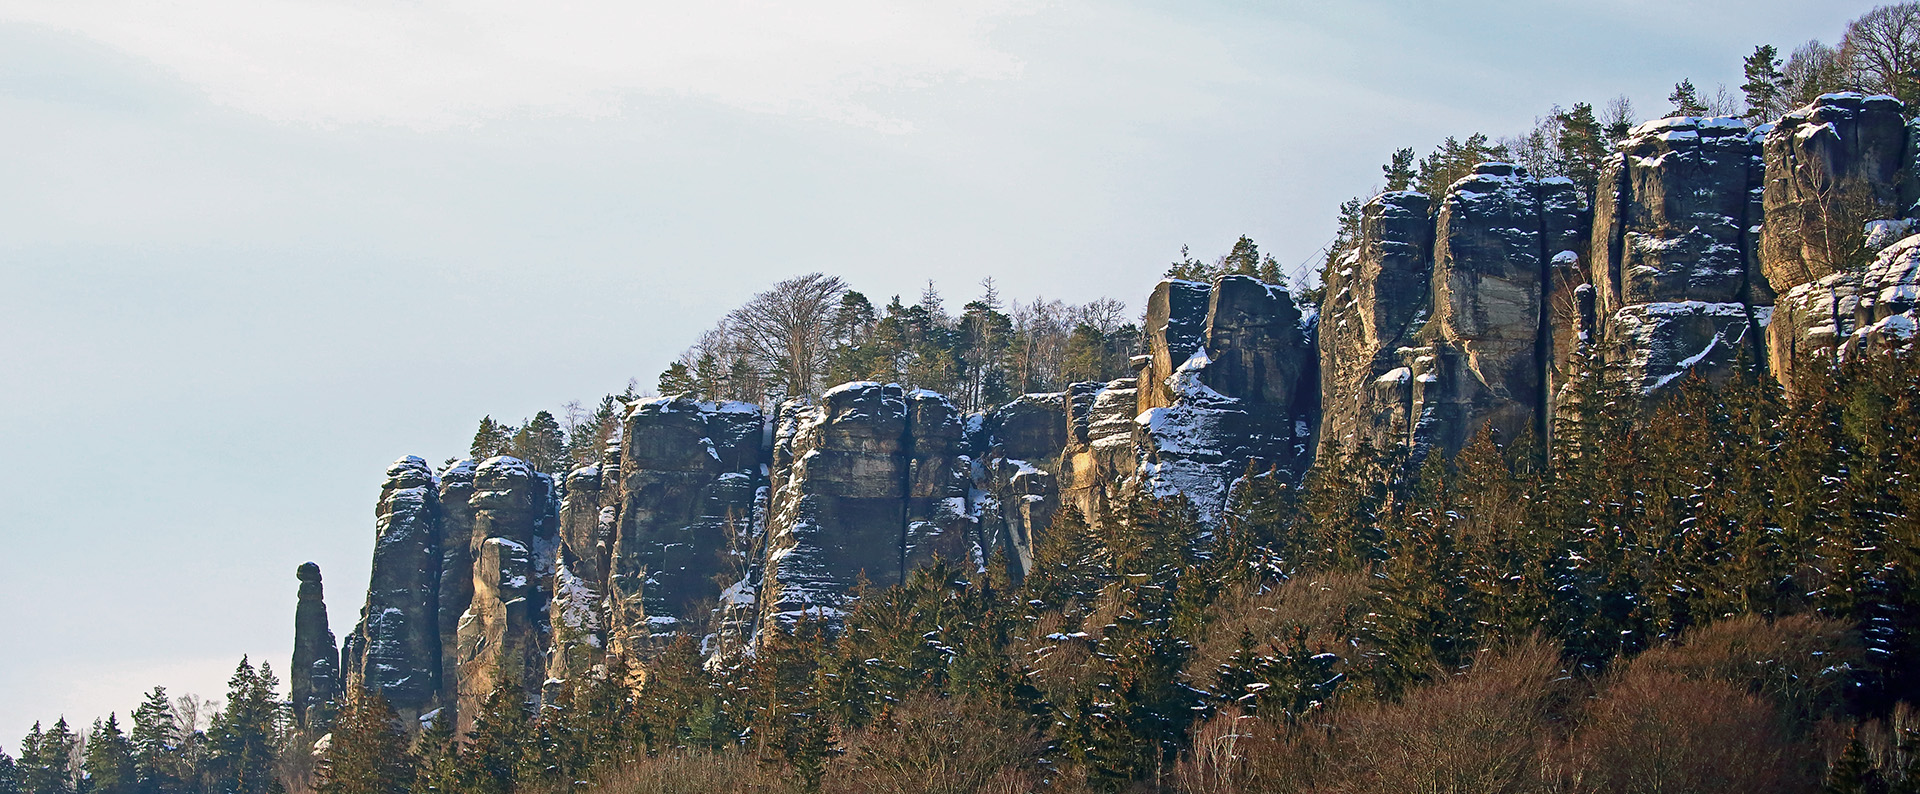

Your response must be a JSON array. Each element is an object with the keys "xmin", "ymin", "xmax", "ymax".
[
  {"xmin": 290, "ymin": 562, "xmax": 340, "ymax": 731},
  {"xmin": 342, "ymin": 456, "xmax": 444, "ymax": 723}
]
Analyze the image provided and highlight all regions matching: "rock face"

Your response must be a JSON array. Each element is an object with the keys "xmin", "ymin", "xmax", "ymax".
[
  {"xmin": 290, "ymin": 562, "xmax": 339, "ymax": 730},
  {"xmin": 976, "ymin": 393, "xmax": 1068, "ymax": 579},
  {"xmin": 1132, "ymin": 275, "xmax": 1317, "ymax": 522},
  {"xmin": 1762, "ymin": 93, "xmax": 1916, "ymax": 289},
  {"xmin": 453, "ymin": 456, "xmax": 556, "ymax": 732},
  {"xmin": 607, "ymin": 398, "xmax": 763, "ymax": 665},
  {"xmin": 342, "ymin": 456, "xmax": 445, "ymax": 722},
  {"xmin": 1770, "ymin": 232, "xmax": 1920, "ymax": 392},
  {"xmin": 1321, "ymin": 163, "xmax": 1593, "ymax": 464},
  {"xmin": 1591, "ymin": 116, "xmax": 1768, "ymax": 395},
  {"xmin": 1318, "ymin": 191, "xmax": 1434, "ymax": 460},
  {"xmin": 760, "ymin": 383, "xmax": 918, "ymax": 626}
]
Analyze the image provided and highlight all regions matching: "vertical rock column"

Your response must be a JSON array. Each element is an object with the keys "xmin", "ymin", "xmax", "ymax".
[
  {"xmin": 1762, "ymin": 93, "xmax": 1915, "ymax": 291},
  {"xmin": 453, "ymin": 456, "xmax": 556, "ymax": 733},
  {"xmin": 343, "ymin": 456, "xmax": 444, "ymax": 723},
  {"xmin": 1428, "ymin": 162, "xmax": 1548, "ymax": 453},
  {"xmin": 975, "ymin": 392, "xmax": 1069, "ymax": 580},
  {"xmin": 433, "ymin": 460, "xmax": 476, "ymax": 719},
  {"xmin": 1315, "ymin": 190, "xmax": 1433, "ymax": 462},
  {"xmin": 1592, "ymin": 116, "xmax": 1768, "ymax": 394},
  {"xmin": 606, "ymin": 398, "xmax": 764, "ymax": 666},
  {"xmin": 902, "ymin": 390, "xmax": 976, "ymax": 572},
  {"xmin": 290, "ymin": 562, "xmax": 340, "ymax": 731},
  {"xmin": 759, "ymin": 383, "xmax": 911, "ymax": 628},
  {"xmin": 545, "ymin": 462, "xmax": 612, "ymax": 692}
]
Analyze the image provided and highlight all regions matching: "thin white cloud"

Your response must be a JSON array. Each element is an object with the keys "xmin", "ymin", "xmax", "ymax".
[{"xmin": 4, "ymin": 0, "xmax": 1035, "ymax": 132}]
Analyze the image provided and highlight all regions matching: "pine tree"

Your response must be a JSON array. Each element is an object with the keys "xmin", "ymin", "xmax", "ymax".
[
  {"xmin": 408, "ymin": 713, "xmax": 459, "ymax": 794},
  {"xmin": 1415, "ymin": 133, "xmax": 1510, "ymax": 198},
  {"xmin": 458, "ymin": 683, "xmax": 534, "ymax": 794},
  {"xmin": 0, "ymin": 746, "xmax": 19, "ymax": 794},
  {"xmin": 1669, "ymin": 78, "xmax": 1707, "ymax": 116},
  {"xmin": 1555, "ymin": 102, "xmax": 1606, "ymax": 198},
  {"xmin": 656, "ymin": 363, "xmax": 696, "ymax": 397},
  {"xmin": 509, "ymin": 410, "xmax": 566, "ymax": 472},
  {"xmin": 315, "ymin": 694, "xmax": 413, "ymax": 794},
  {"xmin": 205, "ymin": 658, "xmax": 284, "ymax": 794},
  {"xmin": 470, "ymin": 417, "xmax": 514, "ymax": 461},
  {"xmin": 128, "ymin": 689, "xmax": 177, "ymax": 794},
  {"xmin": 82, "ymin": 716, "xmax": 134, "ymax": 794},
  {"xmin": 1744, "ymin": 44, "xmax": 1788, "ymax": 124},
  {"xmin": 1382, "ymin": 147, "xmax": 1416, "ymax": 191},
  {"xmin": 21, "ymin": 720, "xmax": 77, "ymax": 794}
]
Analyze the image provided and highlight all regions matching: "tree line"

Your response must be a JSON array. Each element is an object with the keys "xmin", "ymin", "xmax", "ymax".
[{"xmin": 2, "ymin": 660, "xmax": 288, "ymax": 794}]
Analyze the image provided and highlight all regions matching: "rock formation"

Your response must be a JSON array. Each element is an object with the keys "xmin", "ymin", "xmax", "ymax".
[
  {"xmin": 1770, "ymin": 232, "xmax": 1920, "ymax": 392},
  {"xmin": 341, "ymin": 456, "xmax": 444, "ymax": 723},
  {"xmin": 1762, "ymin": 93, "xmax": 1916, "ymax": 288},
  {"xmin": 452, "ymin": 456, "xmax": 556, "ymax": 732},
  {"xmin": 290, "ymin": 562, "xmax": 339, "ymax": 730},
  {"xmin": 312, "ymin": 93, "xmax": 1920, "ymax": 733}
]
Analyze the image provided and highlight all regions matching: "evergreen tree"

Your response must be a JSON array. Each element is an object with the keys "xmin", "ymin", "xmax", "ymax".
[
  {"xmin": 204, "ymin": 658, "xmax": 284, "ymax": 794},
  {"xmin": 0, "ymin": 746, "xmax": 19, "ymax": 794},
  {"xmin": 1415, "ymin": 133, "xmax": 1510, "ymax": 197},
  {"xmin": 315, "ymin": 694, "xmax": 412, "ymax": 794},
  {"xmin": 1669, "ymin": 78, "xmax": 1707, "ymax": 116},
  {"xmin": 20, "ymin": 720, "xmax": 77, "ymax": 794},
  {"xmin": 1744, "ymin": 44, "xmax": 1788, "ymax": 123},
  {"xmin": 1555, "ymin": 102, "xmax": 1607, "ymax": 198},
  {"xmin": 81, "ymin": 716, "xmax": 134, "ymax": 794},
  {"xmin": 508, "ymin": 410, "xmax": 566, "ymax": 472},
  {"xmin": 1382, "ymin": 147, "xmax": 1416, "ymax": 191},
  {"xmin": 470, "ymin": 417, "xmax": 514, "ymax": 461},
  {"xmin": 656, "ymin": 362, "xmax": 696, "ymax": 397},
  {"xmin": 407, "ymin": 713, "xmax": 459, "ymax": 794},
  {"xmin": 458, "ymin": 683, "xmax": 534, "ymax": 794},
  {"xmin": 127, "ymin": 689, "xmax": 176, "ymax": 794}
]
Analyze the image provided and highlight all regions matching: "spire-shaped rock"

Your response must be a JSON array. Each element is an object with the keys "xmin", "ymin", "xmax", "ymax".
[
  {"xmin": 342, "ymin": 456, "xmax": 444, "ymax": 723},
  {"xmin": 453, "ymin": 455, "xmax": 556, "ymax": 734},
  {"xmin": 291, "ymin": 562, "xmax": 340, "ymax": 731}
]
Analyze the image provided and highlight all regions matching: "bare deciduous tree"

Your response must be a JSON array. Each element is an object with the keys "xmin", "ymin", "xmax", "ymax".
[{"xmin": 1842, "ymin": 3, "xmax": 1920, "ymax": 104}]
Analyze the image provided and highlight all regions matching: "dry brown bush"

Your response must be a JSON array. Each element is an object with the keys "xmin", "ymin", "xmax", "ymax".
[
  {"xmin": 1195, "ymin": 636, "xmax": 1566, "ymax": 794},
  {"xmin": 1560, "ymin": 664, "xmax": 1816, "ymax": 794},
  {"xmin": 1187, "ymin": 572, "xmax": 1371, "ymax": 683},
  {"xmin": 586, "ymin": 750, "xmax": 791, "ymax": 794},
  {"xmin": 1629, "ymin": 613, "xmax": 1861, "ymax": 730},
  {"xmin": 818, "ymin": 693, "xmax": 1044, "ymax": 794}
]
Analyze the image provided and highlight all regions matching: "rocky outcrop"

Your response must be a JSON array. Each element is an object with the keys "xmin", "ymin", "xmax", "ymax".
[
  {"xmin": 1770, "ymin": 232, "xmax": 1920, "ymax": 392},
  {"xmin": 607, "ymin": 398, "xmax": 764, "ymax": 664},
  {"xmin": 1591, "ymin": 116, "xmax": 1768, "ymax": 395},
  {"xmin": 760, "ymin": 383, "xmax": 918, "ymax": 626},
  {"xmin": 452, "ymin": 456, "xmax": 555, "ymax": 733},
  {"xmin": 1762, "ymin": 93, "xmax": 1916, "ymax": 290},
  {"xmin": 312, "ymin": 94, "xmax": 1920, "ymax": 733},
  {"xmin": 1059, "ymin": 377, "xmax": 1140, "ymax": 528},
  {"xmin": 433, "ymin": 460, "xmax": 477, "ymax": 720},
  {"xmin": 1318, "ymin": 191, "xmax": 1434, "ymax": 460},
  {"xmin": 976, "ymin": 393, "xmax": 1068, "ymax": 579},
  {"xmin": 291, "ymin": 562, "xmax": 340, "ymax": 731},
  {"xmin": 342, "ymin": 456, "xmax": 444, "ymax": 722},
  {"xmin": 1133, "ymin": 275, "xmax": 1317, "ymax": 521}
]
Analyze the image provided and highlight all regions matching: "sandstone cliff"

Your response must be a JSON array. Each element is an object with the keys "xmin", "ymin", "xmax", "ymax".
[{"xmin": 313, "ymin": 93, "xmax": 1920, "ymax": 732}]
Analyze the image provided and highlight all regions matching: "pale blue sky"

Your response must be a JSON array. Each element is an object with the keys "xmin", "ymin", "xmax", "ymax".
[{"xmin": 0, "ymin": 0, "xmax": 1874, "ymax": 742}]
